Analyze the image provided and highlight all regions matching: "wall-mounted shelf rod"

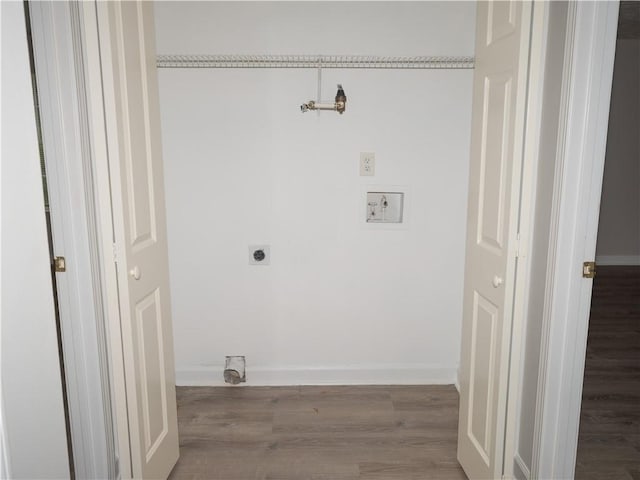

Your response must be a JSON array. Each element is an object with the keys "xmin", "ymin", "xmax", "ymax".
[{"xmin": 156, "ymin": 54, "xmax": 475, "ymax": 70}]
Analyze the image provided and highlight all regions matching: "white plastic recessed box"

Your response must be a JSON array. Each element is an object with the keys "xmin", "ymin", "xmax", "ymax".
[{"xmin": 366, "ymin": 191, "xmax": 404, "ymax": 223}]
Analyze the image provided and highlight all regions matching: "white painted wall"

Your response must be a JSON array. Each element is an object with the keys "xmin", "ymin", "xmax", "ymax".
[
  {"xmin": 0, "ymin": 3, "xmax": 70, "ymax": 478},
  {"xmin": 155, "ymin": 2, "xmax": 475, "ymax": 385},
  {"xmin": 595, "ymin": 38, "xmax": 640, "ymax": 265}
]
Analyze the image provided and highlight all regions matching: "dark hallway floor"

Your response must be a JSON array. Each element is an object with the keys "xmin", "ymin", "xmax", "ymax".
[{"xmin": 576, "ymin": 266, "xmax": 640, "ymax": 479}]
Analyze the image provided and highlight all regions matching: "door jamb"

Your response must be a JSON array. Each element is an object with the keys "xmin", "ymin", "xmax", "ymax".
[
  {"xmin": 77, "ymin": 2, "xmax": 134, "ymax": 477},
  {"xmin": 532, "ymin": 2, "xmax": 619, "ymax": 478},
  {"xmin": 27, "ymin": 2, "xmax": 134, "ymax": 478},
  {"xmin": 26, "ymin": 2, "xmax": 123, "ymax": 478},
  {"xmin": 501, "ymin": 1, "xmax": 551, "ymax": 478}
]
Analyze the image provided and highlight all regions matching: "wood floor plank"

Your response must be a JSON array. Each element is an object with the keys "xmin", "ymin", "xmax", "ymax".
[
  {"xmin": 168, "ymin": 385, "xmax": 465, "ymax": 479},
  {"xmin": 358, "ymin": 458, "xmax": 467, "ymax": 480},
  {"xmin": 576, "ymin": 266, "xmax": 640, "ymax": 480}
]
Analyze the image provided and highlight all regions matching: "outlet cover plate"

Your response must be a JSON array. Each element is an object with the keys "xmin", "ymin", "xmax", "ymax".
[{"xmin": 360, "ymin": 152, "xmax": 375, "ymax": 176}]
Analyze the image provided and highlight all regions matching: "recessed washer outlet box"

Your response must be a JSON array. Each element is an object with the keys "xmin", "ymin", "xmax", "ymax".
[
  {"xmin": 249, "ymin": 245, "xmax": 270, "ymax": 265},
  {"xmin": 366, "ymin": 192, "xmax": 404, "ymax": 223}
]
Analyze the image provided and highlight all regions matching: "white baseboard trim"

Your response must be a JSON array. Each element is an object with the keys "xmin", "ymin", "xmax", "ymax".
[
  {"xmin": 596, "ymin": 254, "xmax": 640, "ymax": 266},
  {"xmin": 0, "ymin": 412, "xmax": 9, "ymax": 480},
  {"xmin": 513, "ymin": 452, "xmax": 531, "ymax": 480},
  {"xmin": 176, "ymin": 364, "xmax": 457, "ymax": 387}
]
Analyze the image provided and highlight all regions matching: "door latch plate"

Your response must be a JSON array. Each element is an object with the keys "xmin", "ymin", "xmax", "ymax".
[
  {"xmin": 54, "ymin": 256, "xmax": 66, "ymax": 272},
  {"xmin": 582, "ymin": 261, "xmax": 596, "ymax": 279}
]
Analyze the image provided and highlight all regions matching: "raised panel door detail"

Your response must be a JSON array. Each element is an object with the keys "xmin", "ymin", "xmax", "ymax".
[
  {"xmin": 134, "ymin": 288, "xmax": 168, "ymax": 461},
  {"xmin": 476, "ymin": 74, "xmax": 512, "ymax": 255},
  {"xmin": 121, "ymin": 2, "xmax": 157, "ymax": 253},
  {"xmin": 458, "ymin": 1, "xmax": 531, "ymax": 478},
  {"xmin": 486, "ymin": 1, "xmax": 517, "ymax": 46},
  {"xmin": 467, "ymin": 291, "xmax": 499, "ymax": 466},
  {"xmin": 102, "ymin": 1, "xmax": 179, "ymax": 477}
]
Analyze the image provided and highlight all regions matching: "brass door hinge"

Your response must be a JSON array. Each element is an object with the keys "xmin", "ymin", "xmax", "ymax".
[
  {"xmin": 53, "ymin": 256, "xmax": 66, "ymax": 273},
  {"xmin": 582, "ymin": 261, "xmax": 596, "ymax": 279}
]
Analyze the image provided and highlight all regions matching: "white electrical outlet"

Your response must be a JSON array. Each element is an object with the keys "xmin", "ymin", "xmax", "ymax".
[{"xmin": 360, "ymin": 152, "xmax": 375, "ymax": 176}]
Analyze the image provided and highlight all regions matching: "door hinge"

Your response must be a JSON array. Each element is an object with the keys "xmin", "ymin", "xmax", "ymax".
[
  {"xmin": 53, "ymin": 256, "xmax": 66, "ymax": 272},
  {"xmin": 582, "ymin": 261, "xmax": 596, "ymax": 278},
  {"xmin": 112, "ymin": 243, "xmax": 118, "ymax": 263},
  {"xmin": 514, "ymin": 232, "xmax": 525, "ymax": 258}
]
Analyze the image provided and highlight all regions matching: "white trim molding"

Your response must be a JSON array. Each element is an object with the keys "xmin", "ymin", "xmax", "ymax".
[
  {"xmin": 77, "ymin": 2, "xmax": 134, "ymax": 477},
  {"xmin": 1, "ymin": 2, "xmax": 71, "ymax": 477},
  {"xmin": 27, "ymin": 3, "xmax": 118, "ymax": 478},
  {"xmin": 532, "ymin": 2, "xmax": 619, "ymax": 479},
  {"xmin": 595, "ymin": 255, "xmax": 640, "ymax": 266},
  {"xmin": 176, "ymin": 364, "xmax": 457, "ymax": 387},
  {"xmin": 513, "ymin": 452, "xmax": 531, "ymax": 480},
  {"xmin": 502, "ymin": 2, "xmax": 552, "ymax": 478},
  {"xmin": 0, "ymin": 401, "xmax": 9, "ymax": 480}
]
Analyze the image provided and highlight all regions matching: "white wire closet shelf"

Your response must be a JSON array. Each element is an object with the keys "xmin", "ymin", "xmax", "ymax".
[{"xmin": 156, "ymin": 54, "xmax": 475, "ymax": 69}]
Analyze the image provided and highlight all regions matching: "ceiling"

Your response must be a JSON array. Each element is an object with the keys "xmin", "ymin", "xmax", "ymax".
[{"xmin": 618, "ymin": 1, "xmax": 640, "ymax": 39}]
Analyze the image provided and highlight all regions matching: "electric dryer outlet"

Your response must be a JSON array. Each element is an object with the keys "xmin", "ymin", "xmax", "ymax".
[{"xmin": 249, "ymin": 245, "xmax": 270, "ymax": 265}]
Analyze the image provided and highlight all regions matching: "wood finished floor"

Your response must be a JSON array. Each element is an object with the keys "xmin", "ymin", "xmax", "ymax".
[
  {"xmin": 576, "ymin": 266, "xmax": 640, "ymax": 480},
  {"xmin": 168, "ymin": 385, "xmax": 467, "ymax": 480}
]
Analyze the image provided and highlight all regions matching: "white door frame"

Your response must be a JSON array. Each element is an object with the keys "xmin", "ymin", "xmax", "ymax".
[
  {"xmin": 80, "ymin": 2, "xmax": 136, "ymax": 476},
  {"xmin": 26, "ymin": 2, "xmax": 118, "ymax": 478},
  {"xmin": 502, "ymin": 1, "xmax": 552, "ymax": 477},
  {"xmin": 532, "ymin": 1, "xmax": 619, "ymax": 479},
  {"xmin": 1, "ymin": 3, "xmax": 71, "ymax": 478},
  {"xmin": 26, "ymin": 2, "xmax": 133, "ymax": 478},
  {"xmin": 24, "ymin": 1, "xmax": 619, "ymax": 479}
]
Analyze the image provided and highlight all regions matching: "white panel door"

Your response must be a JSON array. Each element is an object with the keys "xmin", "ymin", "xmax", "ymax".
[
  {"xmin": 457, "ymin": 1, "xmax": 532, "ymax": 478},
  {"xmin": 97, "ymin": 2, "xmax": 179, "ymax": 478}
]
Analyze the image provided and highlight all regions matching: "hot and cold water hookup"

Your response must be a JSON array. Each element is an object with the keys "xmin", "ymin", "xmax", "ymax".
[{"xmin": 301, "ymin": 84, "xmax": 347, "ymax": 114}]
